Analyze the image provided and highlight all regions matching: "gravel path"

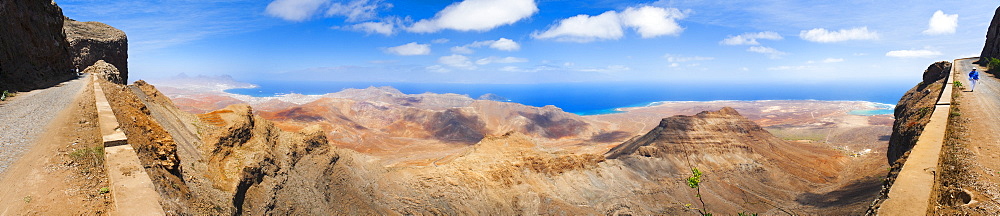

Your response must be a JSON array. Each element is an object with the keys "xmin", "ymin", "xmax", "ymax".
[{"xmin": 0, "ymin": 76, "xmax": 87, "ymax": 174}]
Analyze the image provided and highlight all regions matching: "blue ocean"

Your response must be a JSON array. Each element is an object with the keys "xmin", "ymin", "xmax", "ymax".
[{"xmin": 226, "ymin": 81, "xmax": 912, "ymax": 116}]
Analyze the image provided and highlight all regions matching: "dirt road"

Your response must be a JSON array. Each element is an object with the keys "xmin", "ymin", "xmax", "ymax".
[
  {"xmin": 0, "ymin": 76, "xmax": 110, "ymax": 214},
  {"xmin": 933, "ymin": 58, "xmax": 1000, "ymax": 214},
  {"xmin": 0, "ymin": 76, "xmax": 87, "ymax": 174}
]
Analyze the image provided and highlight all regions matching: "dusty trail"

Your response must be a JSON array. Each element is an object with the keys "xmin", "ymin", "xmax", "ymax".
[
  {"xmin": 0, "ymin": 75, "xmax": 110, "ymax": 214},
  {"xmin": 0, "ymin": 76, "xmax": 88, "ymax": 174},
  {"xmin": 934, "ymin": 58, "xmax": 1000, "ymax": 214},
  {"xmin": 957, "ymin": 59, "xmax": 1000, "ymax": 187}
]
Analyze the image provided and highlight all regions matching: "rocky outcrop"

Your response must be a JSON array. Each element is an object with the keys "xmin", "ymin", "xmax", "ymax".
[
  {"xmin": 887, "ymin": 61, "xmax": 951, "ymax": 164},
  {"xmin": 981, "ymin": 6, "xmax": 1000, "ymax": 65},
  {"xmin": 604, "ymin": 107, "xmax": 842, "ymax": 182},
  {"xmin": 0, "ymin": 0, "xmax": 74, "ymax": 91},
  {"xmin": 64, "ymin": 18, "xmax": 128, "ymax": 82},
  {"xmin": 0, "ymin": 0, "xmax": 128, "ymax": 91},
  {"xmin": 82, "ymin": 60, "xmax": 124, "ymax": 84}
]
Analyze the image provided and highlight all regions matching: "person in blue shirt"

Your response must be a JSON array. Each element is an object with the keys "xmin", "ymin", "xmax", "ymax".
[{"xmin": 969, "ymin": 68, "xmax": 980, "ymax": 92}]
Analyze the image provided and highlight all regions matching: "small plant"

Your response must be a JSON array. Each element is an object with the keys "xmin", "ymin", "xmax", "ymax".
[
  {"xmin": 953, "ymin": 81, "xmax": 963, "ymax": 88},
  {"xmin": 1, "ymin": 90, "xmax": 8, "ymax": 101},
  {"xmin": 99, "ymin": 187, "xmax": 110, "ymax": 194},
  {"xmin": 686, "ymin": 167, "xmax": 710, "ymax": 216},
  {"xmin": 69, "ymin": 146, "xmax": 105, "ymax": 174},
  {"xmin": 988, "ymin": 57, "xmax": 1000, "ymax": 70},
  {"xmin": 23, "ymin": 195, "xmax": 31, "ymax": 203},
  {"xmin": 951, "ymin": 111, "xmax": 961, "ymax": 117}
]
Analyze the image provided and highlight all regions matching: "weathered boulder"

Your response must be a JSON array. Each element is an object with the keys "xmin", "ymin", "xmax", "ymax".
[
  {"xmin": 981, "ymin": 6, "xmax": 1000, "ymax": 65},
  {"xmin": 64, "ymin": 18, "xmax": 128, "ymax": 82},
  {"xmin": 922, "ymin": 61, "xmax": 951, "ymax": 84},
  {"xmin": 0, "ymin": 0, "xmax": 74, "ymax": 91},
  {"xmin": 83, "ymin": 60, "xmax": 125, "ymax": 84}
]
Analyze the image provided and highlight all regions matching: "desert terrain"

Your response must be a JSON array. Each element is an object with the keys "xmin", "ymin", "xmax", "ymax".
[{"xmin": 136, "ymin": 75, "xmax": 895, "ymax": 214}]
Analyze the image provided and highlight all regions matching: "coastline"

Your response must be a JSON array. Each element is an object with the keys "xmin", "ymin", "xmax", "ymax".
[{"xmin": 150, "ymin": 77, "xmax": 901, "ymax": 117}]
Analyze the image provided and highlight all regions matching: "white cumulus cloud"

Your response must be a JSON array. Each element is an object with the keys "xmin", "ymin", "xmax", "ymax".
[
  {"xmin": 619, "ymin": 6, "xmax": 686, "ymax": 38},
  {"xmin": 532, "ymin": 11, "xmax": 623, "ymax": 42},
  {"xmin": 800, "ymin": 27, "xmax": 879, "ymax": 43},
  {"xmin": 747, "ymin": 46, "xmax": 786, "ymax": 59},
  {"xmin": 346, "ymin": 20, "xmax": 396, "ymax": 35},
  {"xmin": 885, "ymin": 49, "xmax": 942, "ymax": 58},
  {"xmin": 533, "ymin": 6, "xmax": 686, "ymax": 42},
  {"xmin": 489, "ymin": 38, "xmax": 520, "ymax": 51},
  {"xmin": 923, "ymin": 10, "xmax": 958, "ymax": 35},
  {"xmin": 720, "ymin": 31, "xmax": 783, "ymax": 45},
  {"xmin": 265, "ymin": 0, "xmax": 328, "ymax": 22},
  {"xmin": 408, "ymin": 0, "xmax": 537, "ymax": 33},
  {"xmin": 385, "ymin": 42, "xmax": 431, "ymax": 56},
  {"xmin": 439, "ymin": 54, "xmax": 477, "ymax": 70},
  {"xmin": 451, "ymin": 38, "xmax": 521, "ymax": 53},
  {"xmin": 475, "ymin": 56, "xmax": 528, "ymax": 65}
]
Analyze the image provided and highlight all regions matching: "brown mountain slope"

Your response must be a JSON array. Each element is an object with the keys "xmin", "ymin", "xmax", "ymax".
[
  {"xmin": 110, "ymin": 81, "xmax": 883, "ymax": 214},
  {"xmin": 604, "ymin": 107, "xmax": 865, "ymax": 213}
]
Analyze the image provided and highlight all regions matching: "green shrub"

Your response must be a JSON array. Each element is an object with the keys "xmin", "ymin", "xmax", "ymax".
[{"xmin": 988, "ymin": 57, "xmax": 1000, "ymax": 71}]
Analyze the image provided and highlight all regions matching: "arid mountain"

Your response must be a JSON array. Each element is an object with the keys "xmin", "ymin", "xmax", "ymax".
[
  {"xmin": 252, "ymin": 91, "xmax": 615, "ymax": 165},
  {"xmin": 107, "ymin": 78, "xmax": 887, "ymax": 214}
]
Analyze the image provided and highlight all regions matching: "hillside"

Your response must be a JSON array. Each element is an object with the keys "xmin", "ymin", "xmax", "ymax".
[{"xmin": 101, "ymin": 78, "xmax": 887, "ymax": 214}]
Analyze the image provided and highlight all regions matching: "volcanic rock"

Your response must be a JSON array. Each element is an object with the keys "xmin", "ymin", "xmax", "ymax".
[
  {"xmin": 64, "ymin": 18, "xmax": 128, "ymax": 83},
  {"xmin": 0, "ymin": 0, "xmax": 74, "ymax": 91},
  {"xmin": 887, "ymin": 61, "xmax": 951, "ymax": 164},
  {"xmin": 82, "ymin": 60, "xmax": 124, "ymax": 84},
  {"xmin": 981, "ymin": 6, "xmax": 1000, "ymax": 65}
]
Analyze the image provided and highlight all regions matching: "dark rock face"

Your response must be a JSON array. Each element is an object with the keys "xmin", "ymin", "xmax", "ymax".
[
  {"xmin": 0, "ymin": 0, "xmax": 74, "ymax": 91},
  {"xmin": 887, "ymin": 61, "xmax": 951, "ymax": 165},
  {"xmin": 922, "ymin": 61, "xmax": 951, "ymax": 84},
  {"xmin": 64, "ymin": 19, "xmax": 128, "ymax": 83},
  {"xmin": 980, "ymin": 6, "xmax": 1000, "ymax": 65}
]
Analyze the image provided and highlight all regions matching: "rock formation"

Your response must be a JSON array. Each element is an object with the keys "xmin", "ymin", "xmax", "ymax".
[
  {"xmin": 0, "ymin": 0, "xmax": 128, "ymax": 90},
  {"xmin": 981, "ymin": 6, "xmax": 1000, "ymax": 65},
  {"xmin": 82, "ymin": 60, "xmax": 124, "ymax": 84},
  {"xmin": 0, "ymin": 0, "xmax": 74, "ymax": 91},
  {"xmin": 886, "ymin": 61, "xmax": 951, "ymax": 164},
  {"xmin": 64, "ymin": 18, "xmax": 128, "ymax": 82}
]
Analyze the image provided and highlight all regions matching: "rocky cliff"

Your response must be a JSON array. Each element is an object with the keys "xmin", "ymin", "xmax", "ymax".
[
  {"xmin": 0, "ymin": 0, "xmax": 129, "ymax": 90},
  {"xmin": 865, "ymin": 61, "xmax": 951, "ymax": 214},
  {"xmin": 980, "ymin": 6, "xmax": 1000, "ymax": 65},
  {"xmin": 886, "ymin": 61, "xmax": 950, "ymax": 164},
  {"xmin": 0, "ymin": 0, "xmax": 74, "ymax": 91},
  {"xmin": 64, "ymin": 18, "xmax": 128, "ymax": 83}
]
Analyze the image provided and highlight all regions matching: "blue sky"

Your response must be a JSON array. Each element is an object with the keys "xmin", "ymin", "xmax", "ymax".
[{"xmin": 58, "ymin": 0, "xmax": 997, "ymax": 85}]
